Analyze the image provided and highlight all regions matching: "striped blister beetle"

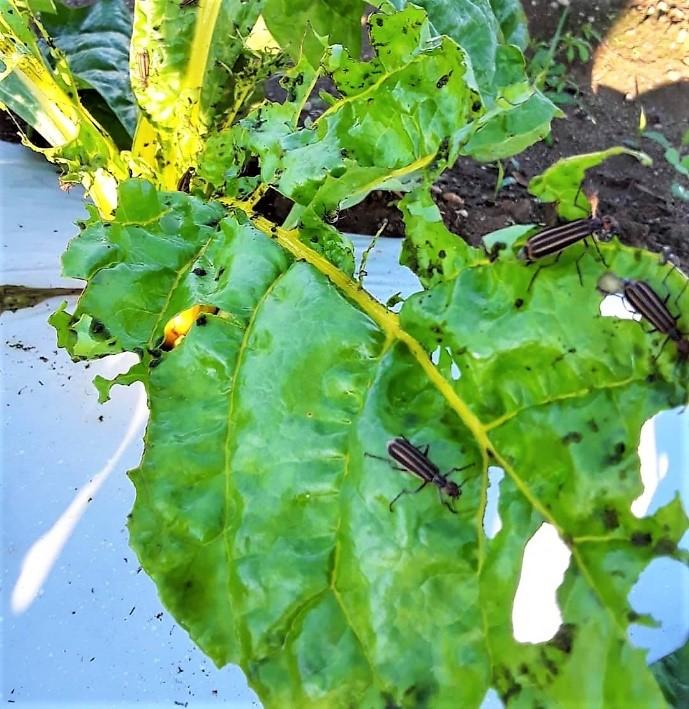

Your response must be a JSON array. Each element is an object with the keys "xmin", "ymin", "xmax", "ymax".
[
  {"xmin": 519, "ymin": 194, "xmax": 618, "ymax": 289},
  {"xmin": 598, "ymin": 272, "xmax": 689, "ymax": 364},
  {"xmin": 365, "ymin": 436, "xmax": 474, "ymax": 513}
]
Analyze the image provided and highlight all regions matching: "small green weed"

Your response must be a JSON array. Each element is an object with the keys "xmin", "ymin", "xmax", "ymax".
[
  {"xmin": 643, "ymin": 127, "xmax": 689, "ymax": 201},
  {"xmin": 528, "ymin": 9, "xmax": 601, "ymax": 106}
]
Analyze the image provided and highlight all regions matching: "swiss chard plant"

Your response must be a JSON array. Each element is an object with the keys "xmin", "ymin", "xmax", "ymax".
[{"xmin": 2, "ymin": 0, "xmax": 688, "ymax": 706}]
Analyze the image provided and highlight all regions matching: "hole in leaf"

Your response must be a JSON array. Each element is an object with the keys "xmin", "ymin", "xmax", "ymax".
[
  {"xmin": 482, "ymin": 466, "xmax": 504, "ymax": 539},
  {"xmin": 479, "ymin": 687, "xmax": 504, "ymax": 709},
  {"xmin": 599, "ymin": 294, "xmax": 641, "ymax": 321},
  {"xmin": 633, "ymin": 407, "xmax": 688, "ymax": 518},
  {"xmin": 163, "ymin": 305, "xmax": 218, "ymax": 349},
  {"xmin": 448, "ymin": 347, "xmax": 461, "ymax": 380},
  {"xmin": 628, "ymin": 557, "xmax": 689, "ymax": 663},
  {"xmin": 512, "ymin": 524, "xmax": 571, "ymax": 643},
  {"xmin": 430, "ymin": 345, "xmax": 441, "ymax": 365}
]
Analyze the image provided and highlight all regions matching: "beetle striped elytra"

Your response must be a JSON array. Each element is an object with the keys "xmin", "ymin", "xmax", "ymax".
[
  {"xmin": 365, "ymin": 436, "xmax": 474, "ymax": 513},
  {"xmin": 622, "ymin": 278, "xmax": 689, "ymax": 362},
  {"xmin": 598, "ymin": 273, "xmax": 689, "ymax": 363},
  {"xmin": 519, "ymin": 214, "xmax": 618, "ymax": 289},
  {"xmin": 519, "ymin": 216, "xmax": 616, "ymax": 263},
  {"xmin": 519, "ymin": 193, "xmax": 618, "ymax": 289}
]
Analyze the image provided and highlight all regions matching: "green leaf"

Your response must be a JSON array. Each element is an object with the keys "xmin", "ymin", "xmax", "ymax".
[
  {"xmin": 644, "ymin": 130, "xmax": 672, "ymax": 151},
  {"xmin": 651, "ymin": 641, "xmax": 689, "ymax": 707},
  {"xmin": 671, "ymin": 182, "xmax": 689, "ymax": 201},
  {"xmin": 482, "ymin": 222, "xmax": 536, "ymax": 250},
  {"xmin": 56, "ymin": 179, "xmax": 689, "ymax": 707},
  {"xmin": 262, "ymin": 0, "xmax": 363, "ymax": 58},
  {"xmin": 489, "ymin": 0, "xmax": 529, "ymax": 49},
  {"xmin": 528, "ymin": 147, "xmax": 652, "ymax": 219},
  {"xmin": 665, "ymin": 147, "xmax": 689, "ymax": 177},
  {"xmin": 42, "ymin": 0, "xmax": 137, "ymax": 138},
  {"xmin": 93, "ymin": 361, "xmax": 147, "ymax": 403},
  {"xmin": 462, "ymin": 91, "xmax": 561, "ymax": 162},
  {"xmin": 400, "ymin": 188, "xmax": 482, "ymax": 288}
]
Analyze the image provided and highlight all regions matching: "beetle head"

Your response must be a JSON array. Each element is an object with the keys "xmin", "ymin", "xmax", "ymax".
[{"xmin": 445, "ymin": 481, "xmax": 462, "ymax": 499}]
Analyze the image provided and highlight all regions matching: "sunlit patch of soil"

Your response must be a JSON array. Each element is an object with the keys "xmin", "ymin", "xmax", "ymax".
[{"xmin": 592, "ymin": 0, "xmax": 689, "ymax": 96}]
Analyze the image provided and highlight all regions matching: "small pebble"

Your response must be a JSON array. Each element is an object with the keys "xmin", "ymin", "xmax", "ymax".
[{"xmin": 442, "ymin": 191, "xmax": 464, "ymax": 207}]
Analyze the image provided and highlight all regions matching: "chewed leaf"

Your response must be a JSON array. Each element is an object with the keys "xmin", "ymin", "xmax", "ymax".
[
  {"xmin": 93, "ymin": 362, "xmax": 147, "ymax": 404},
  {"xmin": 55, "ymin": 179, "xmax": 689, "ymax": 707},
  {"xmin": 529, "ymin": 147, "xmax": 653, "ymax": 219}
]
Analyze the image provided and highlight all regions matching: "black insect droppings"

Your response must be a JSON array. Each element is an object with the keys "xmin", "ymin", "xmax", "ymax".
[
  {"xmin": 562, "ymin": 431, "xmax": 582, "ymax": 445},
  {"xmin": 438, "ymin": 249, "xmax": 446, "ymax": 258},
  {"xmin": 654, "ymin": 538, "xmax": 677, "ymax": 555},
  {"xmin": 381, "ymin": 692, "xmax": 399, "ymax": 709},
  {"xmin": 550, "ymin": 623, "xmax": 575, "ymax": 653},
  {"xmin": 606, "ymin": 441, "xmax": 627, "ymax": 465},
  {"xmin": 196, "ymin": 315, "xmax": 207, "ymax": 326},
  {"xmin": 472, "ymin": 100, "xmax": 481, "ymax": 112},
  {"xmin": 539, "ymin": 649, "xmax": 559, "ymax": 677},
  {"xmin": 502, "ymin": 683, "xmax": 521, "ymax": 702},
  {"xmin": 403, "ymin": 684, "xmax": 431, "ymax": 704},
  {"xmin": 601, "ymin": 507, "xmax": 619, "ymax": 530},
  {"xmin": 514, "ymin": 298, "xmax": 524, "ymax": 309},
  {"xmin": 630, "ymin": 532, "xmax": 652, "ymax": 547},
  {"xmin": 436, "ymin": 73, "xmax": 451, "ymax": 89},
  {"xmin": 192, "ymin": 267, "xmax": 207, "ymax": 276},
  {"xmin": 214, "ymin": 267, "xmax": 226, "ymax": 282}
]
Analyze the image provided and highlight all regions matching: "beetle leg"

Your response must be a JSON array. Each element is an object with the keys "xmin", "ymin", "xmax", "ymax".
[
  {"xmin": 591, "ymin": 236, "xmax": 608, "ymax": 267},
  {"xmin": 364, "ymin": 452, "xmax": 389, "ymax": 462},
  {"xmin": 574, "ymin": 246, "xmax": 587, "ymax": 287},
  {"xmin": 389, "ymin": 482, "xmax": 426, "ymax": 512},
  {"xmin": 446, "ymin": 462, "xmax": 474, "ymax": 478},
  {"xmin": 440, "ymin": 491, "xmax": 458, "ymax": 514},
  {"xmin": 652, "ymin": 335, "xmax": 671, "ymax": 363},
  {"xmin": 527, "ymin": 264, "xmax": 544, "ymax": 292}
]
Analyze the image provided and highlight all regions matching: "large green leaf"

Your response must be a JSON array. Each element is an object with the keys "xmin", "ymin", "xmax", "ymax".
[
  {"xmin": 42, "ymin": 0, "xmax": 136, "ymax": 138},
  {"xmin": 54, "ymin": 179, "xmax": 689, "ymax": 707}
]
